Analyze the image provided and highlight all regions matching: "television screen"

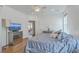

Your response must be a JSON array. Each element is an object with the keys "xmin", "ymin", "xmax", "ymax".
[{"xmin": 9, "ymin": 23, "xmax": 21, "ymax": 32}]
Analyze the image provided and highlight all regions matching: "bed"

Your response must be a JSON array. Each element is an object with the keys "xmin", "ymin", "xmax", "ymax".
[{"xmin": 26, "ymin": 32, "xmax": 79, "ymax": 53}]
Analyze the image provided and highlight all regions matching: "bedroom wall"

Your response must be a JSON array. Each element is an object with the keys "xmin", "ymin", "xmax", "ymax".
[
  {"xmin": 36, "ymin": 13, "xmax": 64, "ymax": 34},
  {"xmin": 67, "ymin": 6, "xmax": 79, "ymax": 37}
]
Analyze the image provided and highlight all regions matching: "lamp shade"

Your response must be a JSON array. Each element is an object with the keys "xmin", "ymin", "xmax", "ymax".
[{"xmin": 2, "ymin": 19, "xmax": 10, "ymax": 27}]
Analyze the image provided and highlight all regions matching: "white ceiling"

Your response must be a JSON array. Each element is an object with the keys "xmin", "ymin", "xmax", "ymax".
[{"xmin": 7, "ymin": 5, "xmax": 67, "ymax": 15}]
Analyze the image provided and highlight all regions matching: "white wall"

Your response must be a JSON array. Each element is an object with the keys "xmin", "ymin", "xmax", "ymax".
[
  {"xmin": 67, "ymin": 6, "xmax": 79, "ymax": 37},
  {"xmin": 36, "ymin": 14, "xmax": 63, "ymax": 34}
]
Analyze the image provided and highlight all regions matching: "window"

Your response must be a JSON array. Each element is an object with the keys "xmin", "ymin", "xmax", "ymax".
[{"xmin": 63, "ymin": 15, "xmax": 69, "ymax": 34}]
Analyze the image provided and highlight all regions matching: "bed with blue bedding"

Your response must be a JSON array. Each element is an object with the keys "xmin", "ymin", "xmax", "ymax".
[{"xmin": 26, "ymin": 32, "xmax": 79, "ymax": 53}]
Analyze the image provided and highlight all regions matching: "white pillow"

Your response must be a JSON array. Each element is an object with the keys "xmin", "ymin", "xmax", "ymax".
[{"xmin": 50, "ymin": 32, "xmax": 59, "ymax": 39}]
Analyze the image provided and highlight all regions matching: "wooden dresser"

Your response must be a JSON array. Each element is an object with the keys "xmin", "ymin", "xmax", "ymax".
[{"xmin": 2, "ymin": 38, "xmax": 28, "ymax": 53}]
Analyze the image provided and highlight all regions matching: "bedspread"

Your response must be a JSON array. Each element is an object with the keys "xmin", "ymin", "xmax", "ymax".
[{"xmin": 26, "ymin": 33, "xmax": 79, "ymax": 53}]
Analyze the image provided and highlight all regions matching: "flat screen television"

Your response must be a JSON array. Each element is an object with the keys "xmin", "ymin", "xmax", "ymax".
[{"xmin": 8, "ymin": 23, "xmax": 21, "ymax": 32}]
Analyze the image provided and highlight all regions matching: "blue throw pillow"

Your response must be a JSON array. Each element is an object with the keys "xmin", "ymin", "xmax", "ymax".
[{"xmin": 57, "ymin": 32, "xmax": 68, "ymax": 40}]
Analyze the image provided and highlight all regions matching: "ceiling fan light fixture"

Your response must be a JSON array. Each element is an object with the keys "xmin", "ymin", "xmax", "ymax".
[
  {"xmin": 34, "ymin": 7, "xmax": 40, "ymax": 12},
  {"xmin": 32, "ymin": 5, "xmax": 40, "ymax": 12}
]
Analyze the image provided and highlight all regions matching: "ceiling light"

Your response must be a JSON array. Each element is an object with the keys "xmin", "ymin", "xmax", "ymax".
[
  {"xmin": 32, "ymin": 5, "xmax": 40, "ymax": 12},
  {"xmin": 34, "ymin": 7, "xmax": 40, "ymax": 12}
]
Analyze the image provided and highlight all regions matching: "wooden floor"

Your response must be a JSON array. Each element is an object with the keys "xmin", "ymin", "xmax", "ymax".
[{"xmin": 2, "ymin": 38, "xmax": 28, "ymax": 53}]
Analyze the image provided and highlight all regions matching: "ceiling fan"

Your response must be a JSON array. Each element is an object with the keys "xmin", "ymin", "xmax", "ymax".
[{"xmin": 32, "ymin": 5, "xmax": 47, "ymax": 12}]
